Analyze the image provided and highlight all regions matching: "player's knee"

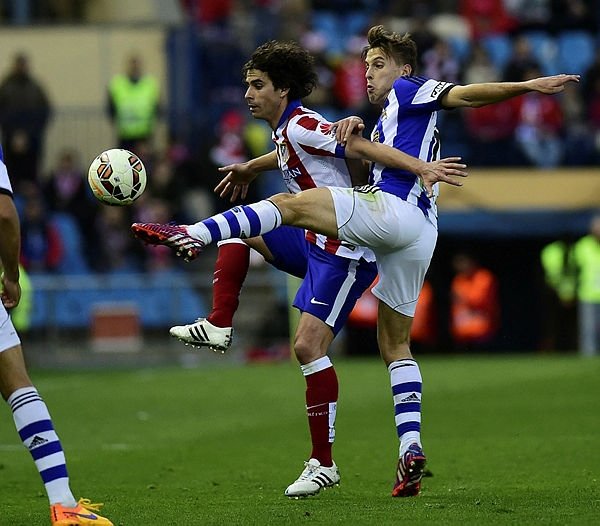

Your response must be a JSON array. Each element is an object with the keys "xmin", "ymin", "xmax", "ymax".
[
  {"xmin": 269, "ymin": 193, "xmax": 301, "ymax": 223},
  {"xmin": 293, "ymin": 336, "xmax": 325, "ymax": 364}
]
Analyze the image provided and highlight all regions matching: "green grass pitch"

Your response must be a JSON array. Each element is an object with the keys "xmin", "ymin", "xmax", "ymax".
[{"xmin": 0, "ymin": 355, "xmax": 598, "ymax": 525}]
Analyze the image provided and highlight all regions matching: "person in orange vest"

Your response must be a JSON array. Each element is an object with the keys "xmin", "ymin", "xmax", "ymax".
[
  {"xmin": 347, "ymin": 277, "xmax": 437, "ymax": 354},
  {"xmin": 450, "ymin": 252, "xmax": 500, "ymax": 350},
  {"xmin": 410, "ymin": 279, "xmax": 438, "ymax": 352},
  {"xmin": 345, "ymin": 277, "xmax": 379, "ymax": 356}
]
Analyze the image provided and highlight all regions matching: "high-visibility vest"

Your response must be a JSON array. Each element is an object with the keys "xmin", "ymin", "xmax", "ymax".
[
  {"xmin": 450, "ymin": 268, "xmax": 499, "ymax": 343},
  {"xmin": 573, "ymin": 235, "xmax": 600, "ymax": 303},
  {"xmin": 540, "ymin": 241, "xmax": 577, "ymax": 302},
  {"xmin": 109, "ymin": 75, "xmax": 159, "ymax": 139}
]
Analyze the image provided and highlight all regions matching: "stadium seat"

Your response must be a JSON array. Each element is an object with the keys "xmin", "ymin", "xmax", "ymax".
[
  {"xmin": 51, "ymin": 212, "xmax": 90, "ymax": 275},
  {"xmin": 557, "ymin": 31, "xmax": 595, "ymax": 76},
  {"xmin": 522, "ymin": 31, "xmax": 558, "ymax": 75},
  {"xmin": 481, "ymin": 34, "xmax": 513, "ymax": 70}
]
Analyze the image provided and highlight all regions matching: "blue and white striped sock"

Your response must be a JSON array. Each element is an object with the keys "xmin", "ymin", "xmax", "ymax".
[
  {"xmin": 187, "ymin": 200, "xmax": 282, "ymax": 245},
  {"xmin": 8, "ymin": 387, "xmax": 77, "ymax": 506},
  {"xmin": 389, "ymin": 359, "xmax": 422, "ymax": 455}
]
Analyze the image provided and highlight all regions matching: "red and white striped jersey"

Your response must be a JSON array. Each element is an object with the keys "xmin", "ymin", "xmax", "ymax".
[{"xmin": 273, "ymin": 100, "xmax": 374, "ymax": 262}]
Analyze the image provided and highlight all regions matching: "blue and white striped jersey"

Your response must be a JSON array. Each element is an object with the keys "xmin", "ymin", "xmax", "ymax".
[
  {"xmin": 0, "ymin": 145, "xmax": 13, "ymax": 196},
  {"xmin": 369, "ymin": 75, "xmax": 454, "ymax": 225}
]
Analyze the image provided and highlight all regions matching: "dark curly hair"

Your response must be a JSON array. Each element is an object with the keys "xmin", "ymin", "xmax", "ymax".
[
  {"xmin": 242, "ymin": 41, "xmax": 318, "ymax": 100},
  {"xmin": 361, "ymin": 25, "xmax": 417, "ymax": 75}
]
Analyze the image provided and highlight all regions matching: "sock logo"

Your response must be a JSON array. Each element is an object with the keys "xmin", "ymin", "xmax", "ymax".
[
  {"xmin": 400, "ymin": 393, "xmax": 420, "ymax": 403},
  {"xmin": 29, "ymin": 435, "xmax": 48, "ymax": 449}
]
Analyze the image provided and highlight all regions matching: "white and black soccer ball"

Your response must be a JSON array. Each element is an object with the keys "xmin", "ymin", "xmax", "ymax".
[{"xmin": 88, "ymin": 148, "xmax": 147, "ymax": 206}]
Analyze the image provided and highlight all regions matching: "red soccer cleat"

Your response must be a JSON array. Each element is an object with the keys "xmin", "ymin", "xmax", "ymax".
[
  {"xmin": 131, "ymin": 222, "xmax": 204, "ymax": 261},
  {"xmin": 391, "ymin": 443, "xmax": 427, "ymax": 497}
]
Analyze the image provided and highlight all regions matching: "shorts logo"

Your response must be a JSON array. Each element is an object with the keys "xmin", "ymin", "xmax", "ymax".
[{"xmin": 310, "ymin": 298, "xmax": 329, "ymax": 306}]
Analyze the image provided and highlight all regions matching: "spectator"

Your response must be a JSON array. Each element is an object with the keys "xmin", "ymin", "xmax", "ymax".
[
  {"xmin": 421, "ymin": 38, "xmax": 461, "ymax": 85},
  {"xmin": 0, "ymin": 53, "xmax": 52, "ymax": 190},
  {"xmin": 462, "ymin": 42, "xmax": 501, "ymax": 85},
  {"xmin": 19, "ymin": 191, "xmax": 63, "ymax": 273},
  {"xmin": 107, "ymin": 54, "xmax": 160, "ymax": 152},
  {"xmin": 549, "ymin": 0, "xmax": 597, "ymax": 33},
  {"xmin": 450, "ymin": 252, "xmax": 500, "ymax": 351},
  {"xmin": 540, "ymin": 236, "xmax": 578, "ymax": 351},
  {"xmin": 514, "ymin": 65, "xmax": 565, "ymax": 167},
  {"xmin": 572, "ymin": 214, "xmax": 600, "ymax": 356},
  {"xmin": 502, "ymin": 35, "xmax": 541, "ymax": 83},
  {"xmin": 42, "ymin": 148, "xmax": 96, "ymax": 230},
  {"xmin": 504, "ymin": 0, "xmax": 552, "ymax": 33},
  {"xmin": 410, "ymin": 279, "xmax": 438, "ymax": 352},
  {"xmin": 459, "ymin": 0, "xmax": 517, "ymax": 39},
  {"xmin": 332, "ymin": 36, "xmax": 368, "ymax": 111},
  {"xmin": 93, "ymin": 206, "xmax": 144, "ymax": 273},
  {"xmin": 462, "ymin": 97, "xmax": 521, "ymax": 166}
]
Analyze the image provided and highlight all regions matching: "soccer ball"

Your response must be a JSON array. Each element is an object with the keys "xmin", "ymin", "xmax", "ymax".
[{"xmin": 88, "ymin": 148, "xmax": 147, "ymax": 206}]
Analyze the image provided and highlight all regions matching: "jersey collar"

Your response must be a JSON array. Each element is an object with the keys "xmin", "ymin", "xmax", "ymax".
[{"xmin": 276, "ymin": 99, "xmax": 302, "ymax": 129}]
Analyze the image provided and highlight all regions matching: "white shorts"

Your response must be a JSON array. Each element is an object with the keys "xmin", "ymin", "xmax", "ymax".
[
  {"xmin": 329, "ymin": 186, "xmax": 438, "ymax": 317},
  {"xmin": 0, "ymin": 307, "xmax": 21, "ymax": 353}
]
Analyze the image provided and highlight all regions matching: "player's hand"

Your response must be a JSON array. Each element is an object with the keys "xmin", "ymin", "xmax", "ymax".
[
  {"xmin": 527, "ymin": 74, "xmax": 580, "ymax": 94},
  {"xmin": 333, "ymin": 116, "xmax": 365, "ymax": 145},
  {"xmin": 417, "ymin": 157, "xmax": 468, "ymax": 198},
  {"xmin": 215, "ymin": 162, "xmax": 258, "ymax": 202},
  {"xmin": 1, "ymin": 275, "xmax": 21, "ymax": 309}
]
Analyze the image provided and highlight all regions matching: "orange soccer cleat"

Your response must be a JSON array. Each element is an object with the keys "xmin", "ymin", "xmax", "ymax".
[{"xmin": 50, "ymin": 498, "xmax": 113, "ymax": 525}]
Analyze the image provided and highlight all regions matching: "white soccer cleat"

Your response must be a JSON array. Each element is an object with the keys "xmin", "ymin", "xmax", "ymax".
[
  {"xmin": 169, "ymin": 318, "xmax": 233, "ymax": 353},
  {"xmin": 284, "ymin": 458, "xmax": 340, "ymax": 498}
]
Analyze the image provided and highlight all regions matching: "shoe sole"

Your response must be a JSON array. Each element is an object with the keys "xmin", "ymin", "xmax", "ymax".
[
  {"xmin": 392, "ymin": 455, "xmax": 426, "ymax": 497},
  {"xmin": 131, "ymin": 225, "xmax": 167, "ymax": 245},
  {"xmin": 285, "ymin": 482, "xmax": 340, "ymax": 499},
  {"xmin": 131, "ymin": 225, "xmax": 202, "ymax": 261},
  {"xmin": 171, "ymin": 333, "xmax": 230, "ymax": 353}
]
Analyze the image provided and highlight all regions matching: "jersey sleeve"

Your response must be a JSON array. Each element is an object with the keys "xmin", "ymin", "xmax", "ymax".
[
  {"xmin": 0, "ymin": 159, "xmax": 13, "ymax": 196},
  {"xmin": 394, "ymin": 76, "xmax": 454, "ymax": 115},
  {"xmin": 288, "ymin": 114, "xmax": 347, "ymax": 159}
]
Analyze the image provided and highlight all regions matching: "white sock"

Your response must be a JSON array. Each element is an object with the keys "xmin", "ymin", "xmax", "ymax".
[{"xmin": 8, "ymin": 387, "xmax": 77, "ymax": 506}]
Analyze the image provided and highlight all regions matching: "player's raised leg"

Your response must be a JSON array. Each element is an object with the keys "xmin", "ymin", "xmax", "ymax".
[{"xmin": 130, "ymin": 188, "xmax": 338, "ymax": 260}]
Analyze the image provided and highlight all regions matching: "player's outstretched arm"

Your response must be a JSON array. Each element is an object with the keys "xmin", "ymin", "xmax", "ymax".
[
  {"xmin": 216, "ymin": 149, "xmax": 278, "ymax": 201},
  {"xmin": 442, "ymin": 74, "xmax": 580, "ymax": 108},
  {"xmin": 344, "ymin": 134, "xmax": 467, "ymax": 197}
]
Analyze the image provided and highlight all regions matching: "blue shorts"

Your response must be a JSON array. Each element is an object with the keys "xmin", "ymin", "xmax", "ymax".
[{"xmin": 263, "ymin": 226, "xmax": 378, "ymax": 335}]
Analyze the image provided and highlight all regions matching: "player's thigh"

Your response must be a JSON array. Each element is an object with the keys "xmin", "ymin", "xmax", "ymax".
[
  {"xmin": 294, "ymin": 246, "xmax": 378, "ymax": 337},
  {"xmin": 261, "ymin": 225, "xmax": 309, "ymax": 279},
  {"xmin": 329, "ymin": 186, "xmax": 425, "ymax": 250},
  {"xmin": 372, "ymin": 220, "xmax": 438, "ymax": 317}
]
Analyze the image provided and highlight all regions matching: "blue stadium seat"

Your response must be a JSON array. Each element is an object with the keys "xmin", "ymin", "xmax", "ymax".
[
  {"xmin": 481, "ymin": 34, "xmax": 513, "ymax": 70},
  {"xmin": 51, "ymin": 212, "xmax": 90, "ymax": 275},
  {"xmin": 446, "ymin": 35, "xmax": 471, "ymax": 64},
  {"xmin": 557, "ymin": 31, "xmax": 595, "ymax": 76},
  {"xmin": 522, "ymin": 31, "xmax": 558, "ymax": 75},
  {"xmin": 29, "ymin": 270, "xmax": 207, "ymax": 329}
]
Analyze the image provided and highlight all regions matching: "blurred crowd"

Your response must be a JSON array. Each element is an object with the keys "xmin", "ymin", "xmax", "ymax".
[{"xmin": 0, "ymin": 1, "xmax": 598, "ymax": 303}]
